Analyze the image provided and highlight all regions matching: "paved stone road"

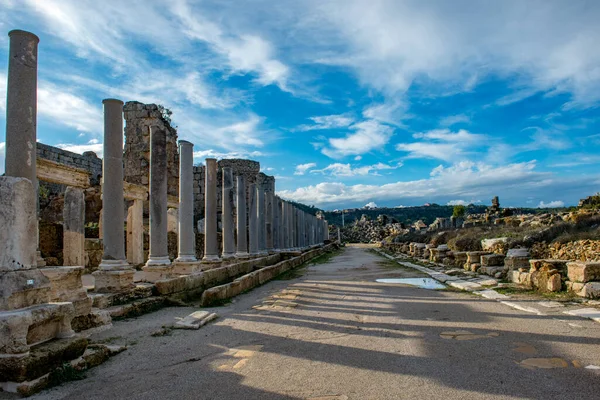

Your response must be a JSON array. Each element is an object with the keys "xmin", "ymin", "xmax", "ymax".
[{"xmin": 33, "ymin": 245, "xmax": 600, "ymax": 399}]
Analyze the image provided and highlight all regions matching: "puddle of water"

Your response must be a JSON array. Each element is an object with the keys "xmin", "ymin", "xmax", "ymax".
[
  {"xmin": 513, "ymin": 342, "xmax": 538, "ymax": 355},
  {"xmin": 376, "ymin": 277, "xmax": 445, "ymax": 289}
]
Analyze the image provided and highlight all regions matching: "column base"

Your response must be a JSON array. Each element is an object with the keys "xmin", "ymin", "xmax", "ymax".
[
  {"xmin": 92, "ymin": 268, "xmax": 135, "ymax": 293},
  {"xmin": 36, "ymin": 251, "xmax": 46, "ymax": 267},
  {"xmin": 142, "ymin": 257, "xmax": 173, "ymax": 282},
  {"xmin": 235, "ymin": 252, "xmax": 250, "ymax": 259},
  {"xmin": 202, "ymin": 255, "xmax": 221, "ymax": 263},
  {"xmin": 172, "ymin": 260, "xmax": 201, "ymax": 275},
  {"xmin": 221, "ymin": 253, "xmax": 236, "ymax": 260}
]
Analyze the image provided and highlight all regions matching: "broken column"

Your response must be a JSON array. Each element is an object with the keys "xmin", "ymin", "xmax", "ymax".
[
  {"xmin": 202, "ymin": 158, "xmax": 220, "ymax": 263},
  {"xmin": 248, "ymin": 182, "xmax": 259, "ymax": 255},
  {"xmin": 93, "ymin": 99, "xmax": 134, "ymax": 292},
  {"xmin": 143, "ymin": 126, "xmax": 173, "ymax": 281},
  {"xmin": 173, "ymin": 141, "xmax": 198, "ymax": 274},
  {"xmin": 62, "ymin": 187, "xmax": 85, "ymax": 266},
  {"xmin": 235, "ymin": 175, "xmax": 249, "ymax": 258},
  {"xmin": 221, "ymin": 166, "xmax": 235, "ymax": 259}
]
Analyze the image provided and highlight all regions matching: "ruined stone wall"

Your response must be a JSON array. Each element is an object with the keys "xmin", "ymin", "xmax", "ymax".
[
  {"xmin": 37, "ymin": 143, "xmax": 103, "ymax": 185},
  {"xmin": 123, "ymin": 102, "xmax": 179, "ymax": 197}
]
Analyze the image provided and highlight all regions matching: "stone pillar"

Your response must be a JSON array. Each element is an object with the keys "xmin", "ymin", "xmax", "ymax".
[
  {"xmin": 235, "ymin": 175, "xmax": 249, "ymax": 258},
  {"xmin": 63, "ymin": 187, "xmax": 85, "ymax": 266},
  {"xmin": 202, "ymin": 158, "xmax": 220, "ymax": 263},
  {"xmin": 257, "ymin": 183, "xmax": 267, "ymax": 255},
  {"xmin": 291, "ymin": 206, "xmax": 297, "ymax": 250},
  {"xmin": 173, "ymin": 141, "xmax": 198, "ymax": 274},
  {"xmin": 126, "ymin": 199, "xmax": 144, "ymax": 265},
  {"xmin": 337, "ymin": 227, "xmax": 341, "ymax": 243},
  {"xmin": 288, "ymin": 203, "xmax": 294, "ymax": 250},
  {"xmin": 221, "ymin": 166, "xmax": 235, "ymax": 259},
  {"xmin": 143, "ymin": 126, "xmax": 173, "ymax": 281},
  {"xmin": 175, "ymin": 141, "xmax": 196, "ymax": 262},
  {"xmin": 4, "ymin": 30, "xmax": 45, "ymax": 267},
  {"xmin": 273, "ymin": 196, "xmax": 280, "ymax": 251},
  {"xmin": 265, "ymin": 181, "xmax": 274, "ymax": 253},
  {"xmin": 93, "ymin": 99, "xmax": 134, "ymax": 292},
  {"xmin": 281, "ymin": 200, "xmax": 288, "ymax": 251},
  {"xmin": 248, "ymin": 182, "xmax": 259, "ymax": 255},
  {"xmin": 325, "ymin": 221, "xmax": 330, "ymax": 241},
  {"xmin": 5, "ymin": 30, "xmax": 38, "ymax": 183}
]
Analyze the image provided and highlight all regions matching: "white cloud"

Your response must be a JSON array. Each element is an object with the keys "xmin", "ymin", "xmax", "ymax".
[
  {"xmin": 322, "ymin": 120, "xmax": 394, "ymax": 158},
  {"xmin": 294, "ymin": 163, "xmax": 317, "ymax": 175},
  {"xmin": 297, "ymin": 114, "xmax": 354, "ymax": 131},
  {"xmin": 311, "ymin": 162, "xmax": 400, "ymax": 177},
  {"xmin": 364, "ymin": 201, "xmax": 378, "ymax": 209},
  {"xmin": 440, "ymin": 114, "xmax": 471, "ymax": 126},
  {"xmin": 55, "ymin": 140, "xmax": 103, "ymax": 157},
  {"xmin": 278, "ymin": 161, "xmax": 583, "ymax": 207},
  {"xmin": 305, "ymin": 0, "xmax": 600, "ymax": 106},
  {"xmin": 538, "ymin": 200, "xmax": 565, "ymax": 208},
  {"xmin": 354, "ymin": 156, "xmax": 362, "ymax": 161},
  {"xmin": 447, "ymin": 199, "xmax": 482, "ymax": 206},
  {"xmin": 193, "ymin": 149, "xmax": 264, "ymax": 162},
  {"xmin": 396, "ymin": 129, "xmax": 488, "ymax": 162}
]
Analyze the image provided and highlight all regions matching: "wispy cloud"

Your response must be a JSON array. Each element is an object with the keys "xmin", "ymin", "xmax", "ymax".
[
  {"xmin": 396, "ymin": 129, "xmax": 487, "ymax": 162},
  {"xmin": 321, "ymin": 120, "xmax": 394, "ymax": 158},
  {"xmin": 296, "ymin": 114, "xmax": 354, "ymax": 131},
  {"xmin": 294, "ymin": 162, "xmax": 317, "ymax": 175},
  {"xmin": 311, "ymin": 162, "xmax": 401, "ymax": 177},
  {"xmin": 538, "ymin": 200, "xmax": 565, "ymax": 208}
]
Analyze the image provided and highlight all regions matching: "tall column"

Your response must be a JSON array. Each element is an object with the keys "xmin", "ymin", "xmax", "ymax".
[
  {"xmin": 325, "ymin": 221, "xmax": 330, "ymax": 241},
  {"xmin": 273, "ymin": 196, "xmax": 280, "ymax": 251},
  {"xmin": 291, "ymin": 207, "xmax": 297, "ymax": 250},
  {"xmin": 173, "ymin": 141, "xmax": 198, "ymax": 274},
  {"xmin": 265, "ymin": 183, "xmax": 274, "ymax": 253},
  {"xmin": 221, "ymin": 167, "xmax": 235, "ymax": 259},
  {"xmin": 235, "ymin": 175, "xmax": 249, "ymax": 258},
  {"xmin": 143, "ymin": 126, "xmax": 172, "ymax": 281},
  {"xmin": 288, "ymin": 203, "xmax": 294, "ymax": 250},
  {"xmin": 63, "ymin": 187, "xmax": 85, "ymax": 266},
  {"xmin": 127, "ymin": 199, "xmax": 144, "ymax": 265},
  {"xmin": 248, "ymin": 182, "xmax": 259, "ymax": 255},
  {"xmin": 203, "ymin": 158, "xmax": 220, "ymax": 263},
  {"xmin": 93, "ymin": 99, "xmax": 134, "ymax": 292},
  {"xmin": 5, "ymin": 30, "xmax": 38, "ymax": 183},
  {"xmin": 4, "ymin": 30, "xmax": 45, "ymax": 267},
  {"xmin": 257, "ymin": 183, "xmax": 267, "ymax": 255},
  {"xmin": 281, "ymin": 200, "xmax": 288, "ymax": 251}
]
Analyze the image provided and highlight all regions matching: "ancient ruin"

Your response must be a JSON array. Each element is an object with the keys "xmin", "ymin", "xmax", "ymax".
[{"xmin": 0, "ymin": 30, "xmax": 331, "ymax": 395}]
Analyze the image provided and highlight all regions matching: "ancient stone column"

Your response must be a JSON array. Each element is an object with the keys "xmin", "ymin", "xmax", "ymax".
[
  {"xmin": 291, "ymin": 206, "xmax": 298, "ymax": 250},
  {"xmin": 63, "ymin": 187, "xmax": 85, "ymax": 266},
  {"xmin": 94, "ymin": 99, "xmax": 134, "ymax": 292},
  {"xmin": 281, "ymin": 200, "xmax": 288, "ymax": 251},
  {"xmin": 143, "ymin": 126, "xmax": 173, "ymax": 281},
  {"xmin": 175, "ymin": 141, "xmax": 196, "ymax": 261},
  {"xmin": 221, "ymin": 166, "xmax": 235, "ymax": 259},
  {"xmin": 265, "ymin": 180, "xmax": 274, "ymax": 253},
  {"xmin": 257, "ymin": 183, "xmax": 267, "ymax": 255},
  {"xmin": 202, "ymin": 158, "xmax": 220, "ymax": 263},
  {"xmin": 288, "ymin": 203, "xmax": 294, "ymax": 250},
  {"xmin": 248, "ymin": 182, "xmax": 259, "ymax": 255},
  {"xmin": 126, "ymin": 199, "xmax": 144, "ymax": 265},
  {"xmin": 273, "ymin": 196, "xmax": 280, "ymax": 251},
  {"xmin": 235, "ymin": 175, "xmax": 249, "ymax": 258},
  {"xmin": 5, "ymin": 30, "xmax": 38, "ymax": 183},
  {"xmin": 325, "ymin": 221, "xmax": 330, "ymax": 241}
]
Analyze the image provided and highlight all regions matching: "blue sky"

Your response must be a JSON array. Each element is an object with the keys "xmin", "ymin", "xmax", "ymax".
[{"xmin": 1, "ymin": 0, "xmax": 600, "ymax": 210}]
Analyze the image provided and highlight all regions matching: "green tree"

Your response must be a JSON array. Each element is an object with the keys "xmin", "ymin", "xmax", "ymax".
[{"xmin": 453, "ymin": 205, "xmax": 466, "ymax": 218}]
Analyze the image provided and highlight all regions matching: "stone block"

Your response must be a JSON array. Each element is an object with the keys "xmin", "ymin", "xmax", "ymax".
[
  {"xmin": 41, "ymin": 267, "xmax": 91, "ymax": 316},
  {"xmin": 567, "ymin": 261, "xmax": 600, "ymax": 283},
  {"xmin": 481, "ymin": 254, "xmax": 505, "ymax": 267},
  {"xmin": 547, "ymin": 274, "xmax": 562, "ymax": 292},
  {"xmin": 92, "ymin": 269, "xmax": 135, "ymax": 293},
  {"xmin": 580, "ymin": 282, "xmax": 600, "ymax": 299}
]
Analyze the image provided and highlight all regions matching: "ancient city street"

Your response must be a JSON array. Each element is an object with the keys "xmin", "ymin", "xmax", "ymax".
[{"xmin": 29, "ymin": 245, "xmax": 600, "ymax": 400}]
